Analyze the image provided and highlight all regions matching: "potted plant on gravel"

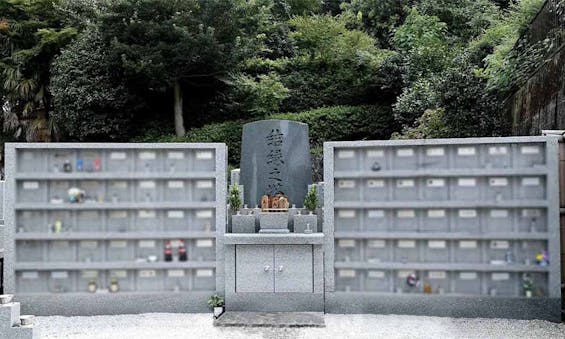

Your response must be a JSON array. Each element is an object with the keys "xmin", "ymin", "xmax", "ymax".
[
  {"xmin": 208, "ymin": 294, "xmax": 225, "ymax": 318},
  {"xmin": 293, "ymin": 186, "xmax": 318, "ymax": 233}
]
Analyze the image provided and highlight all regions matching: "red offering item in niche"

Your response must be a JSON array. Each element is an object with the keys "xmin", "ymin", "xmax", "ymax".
[
  {"xmin": 94, "ymin": 159, "xmax": 101, "ymax": 171},
  {"xmin": 164, "ymin": 240, "xmax": 173, "ymax": 262},
  {"xmin": 178, "ymin": 240, "xmax": 187, "ymax": 261}
]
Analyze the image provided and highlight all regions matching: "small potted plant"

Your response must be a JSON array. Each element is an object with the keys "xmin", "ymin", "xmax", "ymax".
[
  {"xmin": 293, "ymin": 186, "xmax": 318, "ymax": 233},
  {"xmin": 88, "ymin": 279, "xmax": 97, "ymax": 293},
  {"xmin": 522, "ymin": 275, "xmax": 534, "ymax": 298},
  {"xmin": 230, "ymin": 185, "xmax": 255, "ymax": 233},
  {"xmin": 109, "ymin": 278, "xmax": 120, "ymax": 293},
  {"xmin": 207, "ymin": 294, "xmax": 225, "ymax": 318}
]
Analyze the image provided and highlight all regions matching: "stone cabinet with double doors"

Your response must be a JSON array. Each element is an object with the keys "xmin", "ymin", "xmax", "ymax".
[{"xmin": 224, "ymin": 233, "xmax": 324, "ymax": 312}]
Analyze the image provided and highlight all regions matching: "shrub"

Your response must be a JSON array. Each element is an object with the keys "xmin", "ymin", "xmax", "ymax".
[{"xmin": 136, "ymin": 104, "xmax": 395, "ymax": 167}]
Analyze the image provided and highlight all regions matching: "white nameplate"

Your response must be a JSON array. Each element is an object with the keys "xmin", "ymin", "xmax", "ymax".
[
  {"xmin": 429, "ymin": 271, "xmax": 446, "ymax": 279},
  {"xmin": 457, "ymin": 147, "xmax": 476, "ymax": 156},
  {"xmin": 459, "ymin": 209, "xmax": 477, "ymax": 218},
  {"xmin": 82, "ymin": 181, "xmax": 101, "ymax": 189},
  {"xmin": 139, "ymin": 151, "xmax": 156, "ymax": 160},
  {"xmin": 22, "ymin": 271, "xmax": 39, "ymax": 279},
  {"xmin": 168, "ymin": 180, "xmax": 184, "ymax": 189},
  {"xmin": 428, "ymin": 209, "xmax": 445, "ymax": 218},
  {"xmin": 338, "ymin": 239, "xmax": 356, "ymax": 248},
  {"xmin": 368, "ymin": 240, "xmax": 385, "ymax": 248},
  {"xmin": 522, "ymin": 209, "xmax": 541, "ymax": 218},
  {"xmin": 139, "ymin": 210, "xmax": 156, "ymax": 219},
  {"xmin": 368, "ymin": 271, "xmax": 385, "ymax": 279},
  {"xmin": 488, "ymin": 146, "xmax": 507, "ymax": 155},
  {"xmin": 167, "ymin": 270, "xmax": 185, "ymax": 277},
  {"xmin": 368, "ymin": 210, "xmax": 385, "ymax": 218},
  {"xmin": 427, "ymin": 179, "xmax": 445, "ymax": 187},
  {"xmin": 521, "ymin": 146, "xmax": 540, "ymax": 154},
  {"xmin": 521, "ymin": 177, "xmax": 540, "ymax": 186},
  {"xmin": 396, "ymin": 179, "xmax": 414, "ymax": 188},
  {"xmin": 169, "ymin": 240, "xmax": 182, "ymax": 247},
  {"xmin": 492, "ymin": 273, "xmax": 509, "ymax": 281},
  {"xmin": 397, "ymin": 148, "xmax": 414, "ymax": 157},
  {"xmin": 23, "ymin": 181, "xmax": 39, "ymax": 190},
  {"xmin": 53, "ymin": 240, "xmax": 70, "ymax": 248},
  {"xmin": 196, "ymin": 151, "xmax": 213, "ymax": 160},
  {"xmin": 397, "ymin": 210, "xmax": 415, "ymax": 218},
  {"xmin": 53, "ymin": 181, "xmax": 69, "ymax": 189},
  {"xmin": 167, "ymin": 210, "xmax": 184, "ymax": 218},
  {"xmin": 490, "ymin": 240, "xmax": 509, "ymax": 249},
  {"xmin": 196, "ymin": 180, "xmax": 213, "ymax": 189},
  {"xmin": 111, "ymin": 181, "xmax": 128, "ymax": 189},
  {"xmin": 139, "ymin": 270, "xmax": 156, "ymax": 278},
  {"xmin": 110, "ymin": 152, "xmax": 127, "ymax": 160},
  {"xmin": 80, "ymin": 241, "xmax": 98, "ymax": 249},
  {"xmin": 338, "ymin": 269, "xmax": 356, "ymax": 278},
  {"xmin": 398, "ymin": 240, "xmax": 415, "ymax": 248},
  {"xmin": 459, "ymin": 241, "xmax": 477, "ymax": 249},
  {"xmin": 110, "ymin": 211, "xmax": 128, "ymax": 218},
  {"xmin": 196, "ymin": 269, "xmax": 214, "ymax": 277},
  {"xmin": 196, "ymin": 239, "xmax": 214, "ymax": 248},
  {"xmin": 111, "ymin": 270, "xmax": 127, "ymax": 278},
  {"xmin": 338, "ymin": 210, "xmax": 356, "ymax": 218},
  {"xmin": 196, "ymin": 210, "xmax": 213, "ymax": 219},
  {"xmin": 51, "ymin": 271, "xmax": 68, "ymax": 279},
  {"xmin": 110, "ymin": 240, "xmax": 127, "ymax": 248},
  {"xmin": 367, "ymin": 149, "xmax": 384, "ymax": 157},
  {"xmin": 397, "ymin": 270, "xmax": 413, "ymax": 278},
  {"xmin": 490, "ymin": 209, "xmax": 508, "ymax": 218},
  {"xmin": 459, "ymin": 272, "xmax": 477, "ymax": 280},
  {"xmin": 428, "ymin": 240, "xmax": 446, "ymax": 249},
  {"xmin": 79, "ymin": 211, "xmax": 99, "ymax": 219},
  {"xmin": 139, "ymin": 180, "xmax": 156, "ymax": 189},
  {"xmin": 489, "ymin": 178, "xmax": 508, "ymax": 186},
  {"xmin": 168, "ymin": 151, "xmax": 185, "ymax": 160},
  {"xmin": 139, "ymin": 240, "xmax": 156, "ymax": 248},
  {"xmin": 337, "ymin": 150, "xmax": 355, "ymax": 159},
  {"xmin": 81, "ymin": 270, "xmax": 98, "ymax": 279},
  {"xmin": 458, "ymin": 178, "xmax": 476, "ymax": 187},
  {"xmin": 426, "ymin": 147, "xmax": 445, "ymax": 156},
  {"xmin": 367, "ymin": 179, "xmax": 384, "ymax": 188},
  {"xmin": 338, "ymin": 180, "xmax": 355, "ymax": 189}
]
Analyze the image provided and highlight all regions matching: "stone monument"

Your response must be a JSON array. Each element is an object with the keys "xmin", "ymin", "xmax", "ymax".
[{"xmin": 240, "ymin": 120, "xmax": 312, "ymax": 207}]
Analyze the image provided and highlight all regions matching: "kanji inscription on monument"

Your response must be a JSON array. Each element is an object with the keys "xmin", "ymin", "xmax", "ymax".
[{"xmin": 240, "ymin": 120, "xmax": 312, "ymax": 207}]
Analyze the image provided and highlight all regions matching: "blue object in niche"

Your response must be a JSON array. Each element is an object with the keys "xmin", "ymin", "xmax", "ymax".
[{"xmin": 76, "ymin": 159, "xmax": 84, "ymax": 172}]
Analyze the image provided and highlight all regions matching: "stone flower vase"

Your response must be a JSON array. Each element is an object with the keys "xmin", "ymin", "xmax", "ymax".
[{"xmin": 293, "ymin": 211, "xmax": 318, "ymax": 233}]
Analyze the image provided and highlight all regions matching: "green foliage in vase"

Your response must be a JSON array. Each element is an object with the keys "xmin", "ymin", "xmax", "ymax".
[{"xmin": 303, "ymin": 185, "xmax": 318, "ymax": 212}]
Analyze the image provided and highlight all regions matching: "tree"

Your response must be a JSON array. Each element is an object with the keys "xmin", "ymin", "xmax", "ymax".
[
  {"xmin": 99, "ymin": 0, "xmax": 249, "ymax": 136},
  {"xmin": 0, "ymin": 0, "xmax": 76, "ymax": 141},
  {"xmin": 51, "ymin": 27, "xmax": 135, "ymax": 140},
  {"xmin": 258, "ymin": 14, "xmax": 395, "ymax": 112}
]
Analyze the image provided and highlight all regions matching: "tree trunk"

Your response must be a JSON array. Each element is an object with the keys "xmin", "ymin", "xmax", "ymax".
[{"xmin": 174, "ymin": 80, "xmax": 186, "ymax": 137}]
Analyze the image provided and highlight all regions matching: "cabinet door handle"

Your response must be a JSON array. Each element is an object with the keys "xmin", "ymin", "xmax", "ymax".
[
  {"xmin": 278, "ymin": 265, "xmax": 284, "ymax": 272},
  {"xmin": 264, "ymin": 265, "xmax": 271, "ymax": 272}
]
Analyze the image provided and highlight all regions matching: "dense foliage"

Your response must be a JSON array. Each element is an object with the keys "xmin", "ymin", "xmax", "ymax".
[{"xmin": 0, "ymin": 0, "xmax": 555, "ymax": 167}]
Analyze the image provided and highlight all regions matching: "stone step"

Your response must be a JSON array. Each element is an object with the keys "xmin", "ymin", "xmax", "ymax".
[
  {"xmin": 213, "ymin": 311, "xmax": 325, "ymax": 327},
  {"xmin": 0, "ymin": 302, "xmax": 21, "ymax": 329},
  {"xmin": 6, "ymin": 325, "xmax": 40, "ymax": 339}
]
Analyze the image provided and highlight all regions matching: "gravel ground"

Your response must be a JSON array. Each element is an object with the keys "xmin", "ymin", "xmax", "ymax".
[{"xmin": 37, "ymin": 313, "xmax": 565, "ymax": 339}]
